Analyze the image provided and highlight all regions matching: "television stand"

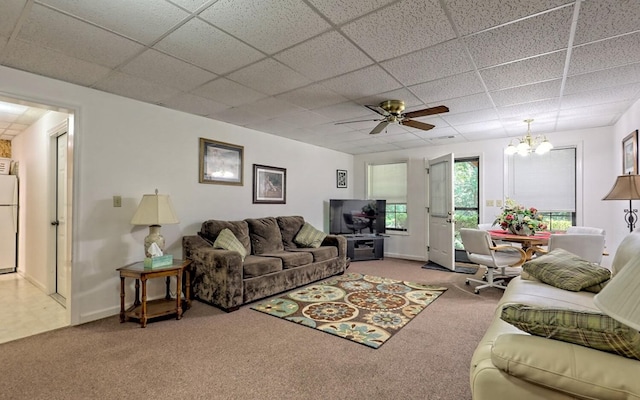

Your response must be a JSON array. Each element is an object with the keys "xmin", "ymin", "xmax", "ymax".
[{"xmin": 345, "ymin": 235, "xmax": 385, "ymax": 261}]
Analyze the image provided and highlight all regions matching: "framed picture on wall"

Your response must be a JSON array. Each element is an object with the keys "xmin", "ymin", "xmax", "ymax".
[
  {"xmin": 337, "ymin": 169, "xmax": 347, "ymax": 188},
  {"xmin": 253, "ymin": 164, "xmax": 286, "ymax": 204},
  {"xmin": 199, "ymin": 138, "xmax": 244, "ymax": 185},
  {"xmin": 622, "ymin": 130, "xmax": 638, "ymax": 174}
]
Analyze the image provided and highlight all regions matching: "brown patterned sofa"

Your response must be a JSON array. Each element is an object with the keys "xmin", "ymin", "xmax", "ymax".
[{"xmin": 182, "ymin": 216, "xmax": 347, "ymax": 311}]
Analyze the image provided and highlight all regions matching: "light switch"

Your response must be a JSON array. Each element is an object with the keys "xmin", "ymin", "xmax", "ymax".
[
  {"xmin": 113, "ymin": 196, "xmax": 122, "ymax": 207},
  {"xmin": 486, "ymin": 200, "xmax": 494, "ymax": 207},
  {"xmin": 496, "ymin": 199, "xmax": 503, "ymax": 207}
]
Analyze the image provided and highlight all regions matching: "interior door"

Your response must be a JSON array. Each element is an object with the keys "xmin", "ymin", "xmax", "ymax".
[
  {"xmin": 55, "ymin": 132, "xmax": 69, "ymax": 303},
  {"xmin": 428, "ymin": 153, "xmax": 455, "ymax": 270}
]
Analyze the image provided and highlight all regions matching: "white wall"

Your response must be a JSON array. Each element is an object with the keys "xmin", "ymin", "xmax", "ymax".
[
  {"xmin": 353, "ymin": 121, "xmax": 633, "ymax": 265},
  {"xmin": 1, "ymin": 65, "xmax": 353, "ymax": 325}
]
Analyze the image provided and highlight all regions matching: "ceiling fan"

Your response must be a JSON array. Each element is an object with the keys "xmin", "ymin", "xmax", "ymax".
[{"xmin": 336, "ymin": 100, "xmax": 449, "ymax": 135}]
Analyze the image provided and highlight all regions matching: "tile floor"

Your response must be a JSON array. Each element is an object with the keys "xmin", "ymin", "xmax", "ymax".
[{"xmin": 0, "ymin": 273, "xmax": 69, "ymax": 344}]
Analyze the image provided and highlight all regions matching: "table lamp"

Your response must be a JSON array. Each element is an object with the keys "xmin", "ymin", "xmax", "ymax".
[
  {"xmin": 131, "ymin": 189, "xmax": 179, "ymax": 257},
  {"xmin": 602, "ymin": 173, "xmax": 640, "ymax": 232},
  {"xmin": 594, "ymin": 257, "xmax": 640, "ymax": 331}
]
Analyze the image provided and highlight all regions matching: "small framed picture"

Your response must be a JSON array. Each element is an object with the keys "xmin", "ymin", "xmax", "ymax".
[
  {"xmin": 199, "ymin": 138, "xmax": 243, "ymax": 185},
  {"xmin": 253, "ymin": 164, "xmax": 286, "ymax": 204},
  {"xmin": 622, "ymin": 130, "xmax": 638, "ymax": 174},
  {"xmin": 337, "ymin": 169, "xmax": 347, "ymax": 188}
]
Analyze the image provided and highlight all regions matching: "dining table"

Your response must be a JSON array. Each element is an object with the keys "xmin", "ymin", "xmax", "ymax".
[{"xmin": 488, "ymin": 229, "xmax": 552, "ymax": 259}]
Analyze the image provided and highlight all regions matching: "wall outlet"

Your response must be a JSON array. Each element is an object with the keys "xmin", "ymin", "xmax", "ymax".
[
  {"xmin": 113, "ymin": 195, "xmax": 122, "ymax": 207},
  {"xmin": 496, "ymin": 199, "xmax": 503, "ymax": 207},
  {"xmin": 486, "ymin": 199, "xmax": 494, "ymax": 207}
]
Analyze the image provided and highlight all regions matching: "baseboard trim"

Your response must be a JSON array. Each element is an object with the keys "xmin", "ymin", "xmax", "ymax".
[{"xmin": 384, "ymin": 253, "xmax": 427, "ymax": 262}]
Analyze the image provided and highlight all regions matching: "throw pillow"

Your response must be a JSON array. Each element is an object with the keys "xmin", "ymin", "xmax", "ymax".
[
  {"xmin": 294, "ymin": 222, "xmax": 327, "ymax": 248},
  {"xmin": 213, "ymin": 228, "xmax": 247, "ymax": 261},
  {"xmin": 522, "ymin": 248, "xmax": 611, "ymax": 291},
  {"xmin": 501, "ymin": 304, "xmax": 640, "ymax": 360}
]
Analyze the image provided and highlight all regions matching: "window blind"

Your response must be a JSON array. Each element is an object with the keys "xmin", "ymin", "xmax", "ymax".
[
  {"xmin": 367, "ymin": 162, "xmax": 407, "ymax": 203},
  {"xmin": 507, "ymin": 147, "xmax": 576, "ymax": 212}
]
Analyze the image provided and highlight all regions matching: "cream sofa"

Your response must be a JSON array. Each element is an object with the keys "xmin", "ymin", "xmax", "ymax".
[{"xmin": 470, "ymin": 231, "xmax": 640, "ymax": 399}]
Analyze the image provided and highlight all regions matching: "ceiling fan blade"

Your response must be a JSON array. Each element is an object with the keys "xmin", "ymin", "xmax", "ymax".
[
  {"xmin": 369, "ymin": 121, "xmax": 390, "ymax": 135},
  {"xmin": 365, "ymin": 104, "xmax": 389, "ymax": 116},
  {"xmin": 403, "ymin": 105, "xmax": 449, "ymax": 119},
  {"xmin": 401, "ymin": 119, "xmax": 435, "ymax": 131},
  {"xmin": 335, "ymin": 118, "xmax": 383, "ymax": 125}
]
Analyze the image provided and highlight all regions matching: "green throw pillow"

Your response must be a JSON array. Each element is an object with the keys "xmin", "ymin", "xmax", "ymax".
[
  {"xmin": 213, "ymin": 228, "xmax": 247, "ymax": 261},
  {"xmin": 522, "ymin": 248, "xmax": 611, "ymax": 291},
  {"xmin": 293, "ymin": 222, "xmax": 327, "ymax": 248},
  {"xmin": 501, "ymin": 304, "xmax": 640, "ymax": 360}
]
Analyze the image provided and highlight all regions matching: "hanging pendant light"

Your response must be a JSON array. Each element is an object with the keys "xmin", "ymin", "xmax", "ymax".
[{"xmin": 504, "ymin": 119, "xmax": 553, "ymax": 156}]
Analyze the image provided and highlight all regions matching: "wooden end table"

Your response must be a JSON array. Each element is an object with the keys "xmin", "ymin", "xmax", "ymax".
[{"xmin": 117, "ymin": 259, "xmax": 192, "ymax": 328}]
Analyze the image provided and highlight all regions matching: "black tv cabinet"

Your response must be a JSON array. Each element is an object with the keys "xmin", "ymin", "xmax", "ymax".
[{"xmin": 345, "ymin": 235, "xmax": 385, "ymax": 261}]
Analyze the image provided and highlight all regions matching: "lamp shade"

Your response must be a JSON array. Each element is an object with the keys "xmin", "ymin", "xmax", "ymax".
[
  {"xmin": 602, "ymin": 174, "xmax": 640, "ymax": 200},
  {"xmin": 131, "ymin": 191, "xmax": 179, "ymax": 226},
  {"xmin": 594, "ymin": 256, "xmax": 640, "ymax": 331}
]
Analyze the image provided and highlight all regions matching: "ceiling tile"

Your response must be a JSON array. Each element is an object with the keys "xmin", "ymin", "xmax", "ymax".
[
  {"xmin": 228, "ymin": 59, "xmax": 312, "ymax": 96},
  {"xmin": 166, "ymin": 0, "xmax": 210, "ymax": 12},
  {"xmin": 0, "ymin": 36, "xmax": 7, "ymax": 54},
  {"xmin": 309, "ymin": 0, "xmax": 396, "ymax": 25},
  {"xmin": 444, "ymin": 0, "xmax": 569, "ymax": 36},
  {"xmin": 491, "ymin": 79, "xmax": 562, "ymax": 107},
  {"xmin": 121, "ymin": 49, "xmax": 216, "ymax": 91},
  {"xmin": 555, "ymin": 114, "xmax": 618, "ymax": 131},
  {"xmin": 564, "ymin": 63, "xmax": 640, "ymax": 96},
  {"xmin": 39, "ymin": 0, "xmax": 190, "ymax": 45},
  {"xmin": 191, "ymin": 78, "xmax": 266, "ymax": 107},
  {"xmin": 410, "ymin": 71, "xmax": 485, "ymax": 103},
  {"xmin": 275, "ymin": 31, "xmax": 373, "ymax": 81},
  {"xmin": 18, "ymin": 4, "xmax": 144, "ymax": 68},
  {"xmin": 357, "ymin": 88, "xmax": 422, "ymax": 109},
  {"xmin": 496, "ymin": 99, "xmax": 559, "ymax": 120},
  {"xmin": 198, "ymin": 0, "xmax": 330, "ymax": 54},
  {"xmin": 381, "ymin": 40, "xmax": 474, "ymax": 86},
  {"xmin": 441, "ymin": 93, "xmax": 494, "ymax": 115},
  {"xmin": 275, "ymin": 84, "xmax": 348, "ymax": 110},
  {"xmin": 394, "ymin": 138, "xmax": 431, "ymax": 149},
  {"xmin": 161, "ymin": 93, "xmax": 229, "ymax": 116},
  {"xmin": 341, "ymin": 0, "xmax": 455, "ymax": 61},
  {"xmin": 560, "ymin": 83, "xmax": 640, "ymax": 110},
  {"xmin": 321, "ymin": 65, "xmax": 402, "ymax": 100},
  {"xmin": 154, "ymin": 18, "xmax": 264, "ymax": 74},
  {"xmin": 280, "ymin": 110, "xmax": 332, "ymax": 128},
  {"xmin": 94, "ymin": 72, "xmax": 181, "ymax": 104},
  {"xmin": 411, "ymin": 125, "xmax": 457, "ymax": 139},
  {"xmin": 442, "ymin": 109, "xmax": 499, "ymax": 125},
  {"xmin": 3, "ymin": 39, "xmax": 112, "ymax": 86},
  {"xmin": 573, "ymin": 0, "xmax": 640, "ymax": 45},
  {"xmin": 464, "ymin": 6, "xmax": 573, "ymax": 68},
  {"xmin": 455, "ymin": 120, "xmax": 504, "ymax": 135},
  {"xmin": 212, "ymin": 107, "xmax": 271, "ymax": 127},
  {"xmin": 569, "ymin": 32, "xmax": 640, "ymax": 76},
  {"xmin": 559, "ymin": 100, "xmax": 631, "ymax": 119},
  {"xmin": 480, "ymin": 51, "xmax": 566, "ymax": 91},
  {"xmin": 0, "ymin": 0, "xmax": 27, "ymax": 37},
  {"xmin": 236, "ymin": 97, "xmax": 306, "ymax": 119},
  {"xmin": 313, "ymin": 101, "xmax": 373, "ymax": 122},
  {"xmin": 244, "ymin": 117, "xmax": 298, "ymax": 134}
]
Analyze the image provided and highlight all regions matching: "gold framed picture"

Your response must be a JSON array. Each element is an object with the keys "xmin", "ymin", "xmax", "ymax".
[
  {"xmin": 622, "ymin": 130, "xmax": 638, "ymax": 175},
  {"xmin": 199, "ymin": 138, "xmax": 243, "ymax": 185}
]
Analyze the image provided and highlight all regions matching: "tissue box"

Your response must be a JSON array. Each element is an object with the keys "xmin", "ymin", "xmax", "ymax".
[{"xmin": 144, "ymin": 255, "xmax": 173, "ymax": 268}]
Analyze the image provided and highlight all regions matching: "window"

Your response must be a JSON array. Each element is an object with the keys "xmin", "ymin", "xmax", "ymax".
[
  {"xmin": 507, "ymin": 147, "xmax": 576, "ymax": 229},
  {"xmin": 367, "ymin": 162, "xmax": 407, "ymax": 231},
  {"xmin": 454, "ymin": 158, "xmax": 479, "ymax": 249}
]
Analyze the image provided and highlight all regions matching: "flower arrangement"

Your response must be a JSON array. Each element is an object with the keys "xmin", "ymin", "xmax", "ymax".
[{"xmin": 494, "ymin": 198, "xmax": 547, "ymax": 236}]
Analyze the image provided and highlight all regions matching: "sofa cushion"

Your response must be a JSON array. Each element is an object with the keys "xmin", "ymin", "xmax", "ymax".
[
  {"xmin": 522, "ymin": 248, "xmax": 611, "ymax": 291},
  {"xmin": 243, "ymin": 255, "xmax": 282, "ymax": 278},
  {"xmin": 213, "ymin": 228, "xmax": 247, "ymax": 261},
  {"xmin": 261, "ymin": 251, "xmax": 313, "ymax": 269},
  {"xmin": 277, "ymin": 216, "xmax": 305, "ymax": 249},
  {"xmin": 289, "ymin": 246, "xmax": 338, "ymax": 262},
  {"xmin": 246, "ymin": 217, "xmax": 284, "ymax": 255},
  {"xmin": 200, "ymin": 220, "xmax": 251, "ymax": 254},
  {"xmin": 294, "ymin": 222, "xmax": 327, "ymax": 248},
  {"xmin": 500, "ymin": 304, "xmax": 640, "ymax": 360}
]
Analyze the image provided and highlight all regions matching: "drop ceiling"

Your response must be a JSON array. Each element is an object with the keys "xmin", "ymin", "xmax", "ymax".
[{"xmin": 0, "ymin": 0, "xmax": 639, "ymax": 154}]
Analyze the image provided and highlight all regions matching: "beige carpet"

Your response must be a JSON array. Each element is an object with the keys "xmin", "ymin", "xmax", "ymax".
[{"xmin": 0, "ymin": 258, "xmax": 503, "ymax": 400}]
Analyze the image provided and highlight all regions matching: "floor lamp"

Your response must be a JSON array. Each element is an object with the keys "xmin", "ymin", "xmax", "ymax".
[{"xmin": 602, "ymin": 174, "xmax": 640, "ymax": 233}]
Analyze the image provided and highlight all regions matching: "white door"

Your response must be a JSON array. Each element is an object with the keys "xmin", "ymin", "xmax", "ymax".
[
  {"xmin": 0, "ymin": 175, "xmax": 17, "ymax": 272},
  {"xmin": 428, "ymin": 153, "xmax": 455, "ymax": 270},
  {"xmin": 55, "ymin": 133, "xmax": 69, "ymax": 302}
]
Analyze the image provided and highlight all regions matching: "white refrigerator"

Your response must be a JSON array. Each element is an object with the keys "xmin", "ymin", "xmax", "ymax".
[{"xmin": 0, "ymin": 175, "xmax": 18, "ymax": 272}]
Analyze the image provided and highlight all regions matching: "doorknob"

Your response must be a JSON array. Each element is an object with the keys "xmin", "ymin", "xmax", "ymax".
[{"xmin": 51, "ymin": 220, "xmax": 59, "ymax": 226}]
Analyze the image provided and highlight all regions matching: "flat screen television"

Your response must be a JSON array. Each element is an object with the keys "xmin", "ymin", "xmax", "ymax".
[{"xmin": 329, "ymin": 199, "xmax": 386, "ymax": 236}]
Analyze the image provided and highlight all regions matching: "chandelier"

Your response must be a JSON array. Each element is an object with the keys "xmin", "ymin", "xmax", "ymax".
[{"xmin": 505, "ymin": 119, "xmax": 553, "ymax": 156}]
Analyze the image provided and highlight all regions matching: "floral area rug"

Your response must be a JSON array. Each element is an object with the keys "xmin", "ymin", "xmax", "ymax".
[{"xmin": 250, "ymin": 273, "xmax": 447, "ymax": 349}]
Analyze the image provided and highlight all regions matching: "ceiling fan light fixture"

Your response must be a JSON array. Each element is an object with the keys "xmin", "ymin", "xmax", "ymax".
[{"xmin": 535, "ymin": 138, "xmax": 553, "ymax": 154}]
